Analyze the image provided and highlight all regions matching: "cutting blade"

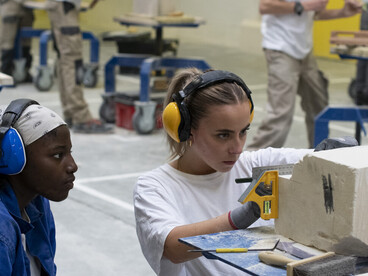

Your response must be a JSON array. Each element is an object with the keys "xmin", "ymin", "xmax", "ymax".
[
  {"xmin": 276, "ymin": 241, "xmax": 314, "ymax": 259},
  {"xmin": 188, "ymin": 239, "xmax": 280, "ymax": 253}
]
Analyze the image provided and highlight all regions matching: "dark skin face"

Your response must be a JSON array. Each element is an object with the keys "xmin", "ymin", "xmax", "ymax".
[{"xmin": 8, "ymin": 125, "xmax": 78, "ymax": 211}]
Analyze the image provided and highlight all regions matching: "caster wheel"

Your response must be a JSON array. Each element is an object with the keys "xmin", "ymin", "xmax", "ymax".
[
  {"xmin": 34, "ymin": 66, "xmax": 53, "ymax": 92},
  {"xmin": 13, "ymin": 59, "xmax": 27, "ymax": 83},
  {"xmin": 99, "ymin": 98, "xmax": 115, "ymax": 123},
  {"xmin": 83, "ymin": 63, "xmax": 98, "ymax": 88},
  {"xmin": 132, "ymin": 101, "xmax": 157, "ymax": 134}
]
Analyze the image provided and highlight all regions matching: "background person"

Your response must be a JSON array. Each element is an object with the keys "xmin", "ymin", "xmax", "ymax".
[
  {"xmin": 247, "ymin": 0, "xmax": 362, "ymax": 150},
  {"xmin": 45, "ymin": 0, "xmax": 112, "ymax": 133},
  {"xmin": 0, "ymin": 0, "xmax": 34, "ymax": 83},
  {"xmin": 134, "ymin": 68, "xmax": 357, "ymax": 275}
]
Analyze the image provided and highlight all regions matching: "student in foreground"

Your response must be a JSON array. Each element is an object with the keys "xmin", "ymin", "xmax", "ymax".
[
  {"xmin": 0, "ymin": 99, "xmax": 78, "ymax": 275},
  {"xmin": 133, "ymin": 68, "xmax": 357, "ymax": 276}
]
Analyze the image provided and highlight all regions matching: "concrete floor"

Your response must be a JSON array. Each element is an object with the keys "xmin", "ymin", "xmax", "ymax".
[{"xmin": 0, "ymin": 37, "xmax": 366, "ymax": 275}]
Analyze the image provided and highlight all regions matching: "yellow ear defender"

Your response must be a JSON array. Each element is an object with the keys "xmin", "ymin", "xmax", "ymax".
[
  {"xmin": 162, "ymin": 102, "xmax": 182, "ymax": 143},
  {"xmin": 249, "ymin": 100, "xmax": 254, "ymax": 123},
  {"xmin": 162, "ymin": 70, "xmax": 254, "ymax": 143}
]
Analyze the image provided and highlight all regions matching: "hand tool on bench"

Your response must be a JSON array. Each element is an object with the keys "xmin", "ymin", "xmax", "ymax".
[
  {"xmin": 237, "ymin": 164, "xmax": 294, "ymax": 220},
  {"xmin": 188, "ymin": 239, "xmax": 279, "ymax": 253},
  {"xmin": 276, "ymin": 241, "xmax": 314, "ymax": 259},
  {"xmin": 259, "ymin": 251, "xmax": 356, "ymax": 276}
]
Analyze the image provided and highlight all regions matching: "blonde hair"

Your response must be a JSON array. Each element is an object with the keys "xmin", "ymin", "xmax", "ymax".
[{"xmin": 164, "ymin": 68, "xmax": 250, "ymax": 160}]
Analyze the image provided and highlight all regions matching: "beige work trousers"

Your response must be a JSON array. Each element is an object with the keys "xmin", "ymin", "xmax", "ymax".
[
  {"xmin": 0, "ymin": 0, "xmax": 33, "ymax": 50},
  {"xmin": 46, "ymin": 1, "xmax": 92, "ymax": 124},
  {"xmin": 247, "ymin": 49, "xmax": 328, "ymax": 150}
]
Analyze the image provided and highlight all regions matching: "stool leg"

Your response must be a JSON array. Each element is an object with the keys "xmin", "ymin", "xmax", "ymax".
[
  {"xmin": 355, "ymin": 123, "xmax": 361, "ymax": 145},
  {"xmin": 355, "ymin": 89, "xmax": 362, "ymax": 145}
]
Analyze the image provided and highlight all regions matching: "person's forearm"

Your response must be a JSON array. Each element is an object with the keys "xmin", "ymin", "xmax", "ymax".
[
  {"xmin": 259, "ymin": 0, "xmax": 295, "ymax": 15},
  {"xmin": 316, "ymin": 9, "xmax": 347, "ymax": 19},
  {"xmin": 260, "ymin": 0, "xmax": 330, "ymax": 16},
  {"xmin": 89, "ymin": 0, "xmax": 100, "ymax": 9},
  {"xmin": 163, "ymin": 213, "xmax": 234, "ymax": 263},
  {"xmin": 316, "ymin": 0, "xmax": 362, "ymax": 20}
]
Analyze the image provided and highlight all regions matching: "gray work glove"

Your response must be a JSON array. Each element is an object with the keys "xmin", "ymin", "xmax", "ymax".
[
  {"xmin": 314, "ymin": 136, "xmax": 358, "ymax": 152},
  {"xmin": 228, "ymin": 201, "xmax": 260, "ymax": 229}
]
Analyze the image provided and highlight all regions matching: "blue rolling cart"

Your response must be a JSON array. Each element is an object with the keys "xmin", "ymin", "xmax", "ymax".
[
  {"xmin": 100, "ymin": 15, "xmax": 211, "ymax": 134},
  {"xmin": 314, "ymin": 53, "xmax": 368, "ymax": 146},
  {"xmin": 15, "ymin": 27, "xmax": 100, "ymax": 91}
]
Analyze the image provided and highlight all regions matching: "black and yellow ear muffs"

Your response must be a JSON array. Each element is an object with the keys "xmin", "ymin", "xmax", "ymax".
[
  {"xmin": 0, "ymin": 98, "xmax": 39, "ymax": 175},
  {"xmin": 162, "ymin": 70, "xmax": 254, "ymax": 143}
]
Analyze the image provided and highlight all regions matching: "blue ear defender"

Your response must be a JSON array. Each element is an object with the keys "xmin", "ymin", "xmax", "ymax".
[
  {"xmin": 0, "ymin": 99, "xmax": 39, "ymax": 175},
  {"xmin": 0, "ymin": 128, "xmax": 26, "ymax": 175}
]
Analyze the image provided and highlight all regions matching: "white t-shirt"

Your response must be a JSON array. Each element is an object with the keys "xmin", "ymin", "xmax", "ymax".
[
  {"xmin": 261, "ymin": 0, "xmax": 315, "ymax": 59},
  {"xmin": 21, "ymin": 210, "xmax": 41, "ymax": 276},
  {"xmin": 134, "ymin": 147, "xmax": 312, "ymax": 276}
]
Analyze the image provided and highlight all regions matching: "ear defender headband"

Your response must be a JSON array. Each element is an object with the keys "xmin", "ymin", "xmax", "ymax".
[
  {"xmin": 162, "ymin": 70, "xmax": 254, "ymax": 143},
  {"xmin": 0, "ymin": 99, "xmax": 39, "ymax": 175}
]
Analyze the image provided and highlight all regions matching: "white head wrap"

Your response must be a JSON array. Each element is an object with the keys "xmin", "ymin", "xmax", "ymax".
[{"xmin": 0, "ymin": 103, "xmax": 66, "ymax": 146}]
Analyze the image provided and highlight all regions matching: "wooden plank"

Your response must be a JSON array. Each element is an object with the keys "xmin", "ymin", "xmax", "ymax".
[{"xmin": 330, "ymin": 30, "xmax": 368, "ymax": 46}]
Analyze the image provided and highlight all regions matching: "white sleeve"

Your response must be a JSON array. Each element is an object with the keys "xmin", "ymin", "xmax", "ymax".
[
  {"xmin": 133, "ymin": 172, "xmax": 183, "ymax": 275},
  {"xmin": 240, "ymin": 147, "xmax": 313, "ymax": 169}
]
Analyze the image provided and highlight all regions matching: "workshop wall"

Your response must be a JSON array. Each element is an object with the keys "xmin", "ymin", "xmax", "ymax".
[
  {"xmin": 166, "ymin": 0, "xmax": 263, "ymax": 56},
  {"xmin": 33, "ymin": 0, "xmax": 131, "ymax": 34},
  {"xmin": 79, "ymin": 0, "xmax": 132, "ymax": 33},
  {"xmin": 313, "ymin": 0, "xmax": 360, "ymax": 59}
]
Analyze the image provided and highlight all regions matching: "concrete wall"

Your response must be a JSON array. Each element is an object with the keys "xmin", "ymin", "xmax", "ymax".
[
  {"xmin": 167, "ymin": 0, "xmax": 263, "ymax": 56},
  {"xmin": 79, "ymin": 0, "xmax": 132, "ymax": 34}
]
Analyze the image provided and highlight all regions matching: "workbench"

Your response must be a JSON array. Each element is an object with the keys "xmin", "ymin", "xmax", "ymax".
[
  {"xmin": 313, "ymin": 53, "xmax": 368, "ymax": 147},
  {"xmin": 180, "ymin": 227, "xmax": 307, "ymax": 276},
  {"xmin": 314, "ymin": 105, "xmax": 368, "ymax": 147},
  {"xmin": 326, "ymin": 30, "xmax": 368, "ymax": 145},
  {"xmin": 113, "ymin": 14, "xmax": 205, "ymax": 56},
  {"xmin": 180, "ymin": 226, "xmax": 368, "ymax": 275}
]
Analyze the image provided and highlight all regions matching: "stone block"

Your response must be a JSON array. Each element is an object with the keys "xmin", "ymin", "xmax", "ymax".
[{"xmin": 275, "ymin": 146, "xmax": 368, "ymax": 256}]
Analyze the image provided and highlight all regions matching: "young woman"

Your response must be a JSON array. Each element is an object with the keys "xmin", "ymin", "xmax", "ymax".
[
  {"xmin": 0, "ymin": 99, "xmax": 78, "ymax": 275},
  {"xmin": 133, "ymin": 68, "xmax": 316, "ymax": 276}
]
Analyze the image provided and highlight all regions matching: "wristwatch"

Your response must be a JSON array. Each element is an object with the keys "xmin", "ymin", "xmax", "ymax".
[{"xmin": 294, "ymin": 1, "xmax": 304, "ymax": 16}]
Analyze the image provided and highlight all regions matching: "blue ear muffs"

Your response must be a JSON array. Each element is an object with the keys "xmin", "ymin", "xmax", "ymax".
[
  {"xmin": 0, "ymin": 128, "xmax": 26, "ymax": 175},
  {"xmin": 0, "ymin": 98, "xmax": 39, "ymax": 175}
]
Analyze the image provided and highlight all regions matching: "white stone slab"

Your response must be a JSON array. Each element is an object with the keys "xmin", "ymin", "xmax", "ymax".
[{"xmin": 275, "ymin": 146, "xmax": 368, "ymax": 256}]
